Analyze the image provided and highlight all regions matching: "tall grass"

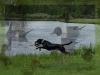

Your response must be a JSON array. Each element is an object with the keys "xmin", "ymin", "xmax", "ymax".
[
  {"xmin": 0, "ymin": 22, "xmax": 5, "ymax": 51},
  {"xmin": 0, "ymin": 49, "xmax": 96, "ymax": 75}
]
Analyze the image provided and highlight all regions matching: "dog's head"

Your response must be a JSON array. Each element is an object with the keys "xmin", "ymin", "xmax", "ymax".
[{"xmin": 34, "ymin": 39, "xmax": 43, "ymax": 47}]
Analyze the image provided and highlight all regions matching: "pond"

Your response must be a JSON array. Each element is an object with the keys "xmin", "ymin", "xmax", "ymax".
[{"xmin": 5, "ymin": 21, "xmax": 95, "ymax": 56}]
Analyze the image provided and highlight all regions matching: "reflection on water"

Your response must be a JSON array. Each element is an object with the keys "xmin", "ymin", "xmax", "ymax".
[{"xmin": 5, "ymin": 21, "xmax": 95, "ymax": 56}]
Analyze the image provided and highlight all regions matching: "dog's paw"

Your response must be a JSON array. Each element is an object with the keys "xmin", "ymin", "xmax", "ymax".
[{"xmin": 36, "ymin": 48, "xmax": 38, "ymax": 49}]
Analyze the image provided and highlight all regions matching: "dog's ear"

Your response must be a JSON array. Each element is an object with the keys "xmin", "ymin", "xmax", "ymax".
[{"xmin": 37, "ymin": 39, "xmax": 43, "ymax": 44}]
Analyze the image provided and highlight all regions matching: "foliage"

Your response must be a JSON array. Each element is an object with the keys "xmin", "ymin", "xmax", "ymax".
[
  {"xmin": 0, "ymin": 44, "xmax": 11, "ymax": 67},
  {"xmin": 81, "ymin": 45, "xmax": 95, "ymax": 62},
  {"xmin": 69, "ymin": 19, "xmax": 100, "ymax": 24},
  {"xmin": 0, "ymin": 52, "xmax": 96, "ymax": 75}
]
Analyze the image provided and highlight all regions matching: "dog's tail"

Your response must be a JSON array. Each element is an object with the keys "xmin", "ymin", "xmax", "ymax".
[{"xmin": 61, "ymin": 41, "xmax": 73, "ymax": 46}]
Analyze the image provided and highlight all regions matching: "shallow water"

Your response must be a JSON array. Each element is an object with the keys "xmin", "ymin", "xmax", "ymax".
[{"xmin": 5, "ymin": 21, "xmax": 95, "ymax": 56}]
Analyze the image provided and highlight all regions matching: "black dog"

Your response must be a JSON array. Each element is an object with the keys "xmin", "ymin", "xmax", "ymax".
[{"xmin": 34, "ymin": 39, "xmax": 73, "ymax": 54}]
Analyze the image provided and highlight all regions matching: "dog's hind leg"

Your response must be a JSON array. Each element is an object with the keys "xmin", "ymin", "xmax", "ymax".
[{"xmin": 59, "ymin": 47, "xmax": 69, "ymax": 54}]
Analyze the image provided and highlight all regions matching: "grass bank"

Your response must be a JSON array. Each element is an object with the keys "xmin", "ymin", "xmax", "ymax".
[
  {"xmin": 0, "ymin": 21, "xmax": 5, "ymax": 51},
  {"xmin": 69, "ymin": 19, "xmax": 100, "ymax": 24}
]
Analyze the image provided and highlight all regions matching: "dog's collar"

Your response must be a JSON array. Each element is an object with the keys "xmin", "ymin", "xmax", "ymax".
[{"xmin": 41, "ymin": 39, "xmax": 44, "ymax": 44}]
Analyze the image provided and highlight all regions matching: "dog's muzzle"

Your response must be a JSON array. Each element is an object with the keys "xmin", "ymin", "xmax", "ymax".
[{"xmin": 34, "ymin": 41, "xmax": 39, "ymax": 47}]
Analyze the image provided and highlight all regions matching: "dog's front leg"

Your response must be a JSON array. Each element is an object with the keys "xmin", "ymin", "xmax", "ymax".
[
  {"xmin": 36, "ymin": 47, "xmax": 41, "ymax": 51},
  {"xmin": 39, "ymin": 48, "xmax": 41, "ymax": 51}
]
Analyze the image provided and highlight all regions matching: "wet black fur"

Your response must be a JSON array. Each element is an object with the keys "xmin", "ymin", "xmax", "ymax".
[{"xmin": 34, "ymin": 39, "xmax": 73, "ymax": 54}]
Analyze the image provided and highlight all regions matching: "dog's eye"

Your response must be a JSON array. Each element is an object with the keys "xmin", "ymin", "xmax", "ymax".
[{"xmin": 35, "ymin": 42, "xmax": 39, "ymax": 46}]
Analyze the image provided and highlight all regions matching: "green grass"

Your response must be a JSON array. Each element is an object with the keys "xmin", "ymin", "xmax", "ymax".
[
  {"xmin": 69, "ymin": 19, "xmax": 100, "ymax": 24},
  {"xmin": 96, "ymin": 25, "xmax": 100, "ymax": 45},
  {"xmin": 0, "ymin": 53, "xmax": 96, "ymax": 75},
  {"xmin": 0, "ymin": 21, "xmax": 5, "ymax": 51}
]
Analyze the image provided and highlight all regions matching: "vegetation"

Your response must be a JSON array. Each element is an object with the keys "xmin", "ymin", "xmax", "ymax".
[
  {"xmin": 0, "ymin": 0, "xmax": 100, "ymax": 20},
  {"xmin": 0, "ymin": 0, "xmax": 99, "ymax": 5},
  {"xmin": 0, "ymin": 22, "xmax": 5, "ymax": 50},
  {"xmin": 0, "ymin": 52, "xmax": 96, "ymax": 75},
  {"xmin": 69, "ymin": 19, "xmax": 100, "ymax": 24}
]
